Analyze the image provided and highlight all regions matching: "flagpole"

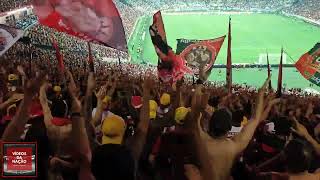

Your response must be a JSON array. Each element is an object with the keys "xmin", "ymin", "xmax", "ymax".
[
  {"xmin": 277, "ymin": 47, "xmax": 283, "ymax": 97},
  {"xmin": 226, "ymin": 16, "xmax": 232, "ymax": 93},
  {"xmin": 88, "ymin": 42, "xmax": 94, "ymax": 72},
  {"xmin": 266, "ymin": 50, "xmax": 272, "ymax": 90}
]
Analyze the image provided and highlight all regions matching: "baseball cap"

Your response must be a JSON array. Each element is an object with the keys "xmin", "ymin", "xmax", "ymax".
[
  {"xmin": 149, "ymin": 100, "xmax": 158, "ymax": 119},
  {"xmin": 160, "ymin": 93, "xmax": 171, "ymax": 106},
  {"xmin": 103, "ymin": 96, "xmax": 112, "ymax": 104},
  {"xmin": 209, "ymin": 108, "xmax": 232, "ymax": 137},
  {"xmin": 53, "ymin": 85, "xmax": 62, "ymax": 92},
  {"xmin": 101, "ymin": 115, "xmax": 126, "ymax": 145},
  {"xmin": 175, "ymin": 107, "xmax": 190, "ymax": 125}
]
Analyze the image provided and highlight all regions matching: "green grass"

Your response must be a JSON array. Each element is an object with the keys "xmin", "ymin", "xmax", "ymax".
[{"xmin": 128, "ymin": 13, "xmax": 320, "ymax": 90}]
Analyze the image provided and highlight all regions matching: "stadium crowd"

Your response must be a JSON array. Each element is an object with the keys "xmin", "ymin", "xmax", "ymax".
[
  {"xmin": 0, "ymin": 41, "xmax": 320, "ymax": 179},
  {"xmin": 284, "ymin": 0, "xmax": 320, "ymax": 21},
  {"xmin": 0, "ymin": 0, "xmax": 320, "ymax": 180}
]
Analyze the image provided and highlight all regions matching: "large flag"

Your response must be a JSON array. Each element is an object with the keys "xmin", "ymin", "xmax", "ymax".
[
  {"xmin": 52, "ymin": 37, "xmax": 64, "ymax": 71},
  {"xmin": 0, "ymin": 24, "xmax": 24, "ymax": 56},
  {"xmin": 267, "ymin": 52, "xmax": 272, "ymax": 90},
  {"xmin": 277, "ymin": 48, "xmax": 283, "ymax": 97},
  {"xmin": 152, "ymin": 11, "xmax": 167, "ymax": 43},
  {"xmin": 176, "ymin": 36, "xmax": 226, "ymax": 81},
  {"xmin": 226, "ymin": 17, "xmax": 232, "ymax": 92},
  {"xmin": 32, "ymin": 0, "xmax": 127, "ymax": 51},
  {"xmin": 150, "ymin": 11, "xmax": 191, "ymax": 83},
  {"xmin": 295, "ymin": 43, "xmax": 320, "ymax": 86}
]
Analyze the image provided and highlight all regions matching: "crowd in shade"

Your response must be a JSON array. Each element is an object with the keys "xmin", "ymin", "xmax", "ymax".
[
  {"xmin": 0, "ymin": 43, "xmax": 320, "ymax": 179},
  {"xmin": 0, "ymin": 0, "xmax": 319, "ymax": 180}
]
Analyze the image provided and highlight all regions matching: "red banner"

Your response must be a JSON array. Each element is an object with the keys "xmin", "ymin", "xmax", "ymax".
[
  {"xmin": 32, "ymin": 0, "xmax": 127, "ymax": 51},
  {"xmin": 295, "ymin": 43, "xmax": 320, "ymax": 86},
  {"xmin": 178, "ymin": 36, "xmax": 225, "ymax": 74},
  {"xmin": 152, "ymin": 11, "xmax": 167, "ymax": 43}
]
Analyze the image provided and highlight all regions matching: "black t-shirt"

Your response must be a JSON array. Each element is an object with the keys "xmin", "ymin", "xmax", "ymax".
[{"xmin": 91, "ymin": 144, "xmax": 135, "ymax": 180}]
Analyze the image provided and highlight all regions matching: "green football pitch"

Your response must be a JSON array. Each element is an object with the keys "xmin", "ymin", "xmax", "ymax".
[{"xmin": 128, "ymin": 13, "xmax": 320, "ymax": 91}]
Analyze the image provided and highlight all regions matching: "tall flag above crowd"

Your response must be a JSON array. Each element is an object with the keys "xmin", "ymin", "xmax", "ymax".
[
  {"xmin": 150, "ymin": 11, "xmax": 192, "ymax": 83},
  {"xmin": 226, "ymin": 17, "xmax": 232, "ymax": 92},
  {"xmin": 295, "ymin": 43, "xmax": 320, "ymax": 86},
  {"xmin": 32, "ymin": 0, "xmax": 127, "ymax": 51},
  {"xmin": 150, "ymin": 11, "xmax": 225, "ymax": 83},
  {"xmin": 277, "ymin": 48, "xmax": 283, "ymax": 97},
  {"xmin": 0, "ymin": 24, "xmax": 24, "ymax": 56}
]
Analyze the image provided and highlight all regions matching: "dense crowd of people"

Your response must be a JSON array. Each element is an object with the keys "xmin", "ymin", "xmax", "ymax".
[
  {"xmin": 0, "ymin": 42, "xmax": 320, "ymax": 179},
  {"xmin": 0, "ymin": 1, "xmax": 319, "ymax": 179},
  {"xmin": 284, "ymin": 0, "xmax": 320, "ymax": 21}
]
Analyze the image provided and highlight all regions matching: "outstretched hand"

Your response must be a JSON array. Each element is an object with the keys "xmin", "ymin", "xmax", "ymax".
[
  {"xmin": 291, "ymin": 117, "xmax": 310, "ymax": 138},
  {"xmin": 254, "ymin": 77, "xmax": 272, "ymax": 122},
  {"xmin": 87, "ymin": 72, "xmax": 96, "ymax": 92},
  {"xmin": 24, "ymin": 72, "xmax": 45, "ymax": 98}
]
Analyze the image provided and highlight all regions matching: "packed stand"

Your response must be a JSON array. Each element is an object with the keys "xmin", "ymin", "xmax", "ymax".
[
  {"xmin": 0, "ymin": 0, "xmax": 30, "ymax": 13},
  {"xmin": 284, "ymin": 0, "xmax": 320, "ymax": 21},
  {"xmin": 0, "ymin": 42, "xmax": 320, "ymax": 180}
]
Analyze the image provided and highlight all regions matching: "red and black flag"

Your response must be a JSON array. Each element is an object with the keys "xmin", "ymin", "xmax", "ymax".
[
  {"xmin": 176, "ymin": 36, "xmax": 226, "ymax": 81},
  {"xmin": 295, "ymin": 43, "xmax": 320, "ymax": 86},
  {"xmin": 277, "ymin": 48, "xmax": 283, "ymax": 97},
  {"xmin": 88, "ymin": 42, "xmax": 94, "ymax": 72},
  {"xmin": 51, "ymin": 37, "xmax": 64, "ymax": 71},
  {"xmin": 32, "ymin": 0, "xmax": 127, "ymax": 51},
  {"xmin": 150, "ymin": 11, "xmax": 191, "ymax": 83},
  {"xmin": 267, "ymin": 51, "xmax": 272, "ymax": 90},
  {"xmin": 226, "ymin": 17, "xmax": 232, "ymax": 93}
]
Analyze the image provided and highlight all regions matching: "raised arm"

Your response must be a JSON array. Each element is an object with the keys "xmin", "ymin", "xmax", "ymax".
[
  {"xmin": 292, "ymin": 118, "xmax": 320, "ymax": 156},
  {"xmin": 39, "ymin": 82, "xmax": 53, "ymax": 128},
  {"xmin": 185, "ymin": 84, "xmax": 213, "ymax": 180},
  {"xmin": 232, "ymin": 77, "xmax": 278, "ymax": 154},
  {"xmin": 69, "ymin": 79, "xmax": 94, "ymax": 180},
  {"xmin": 91, "ymin": 85, "xmax": 106, "ymax": 127},
  {"xmin": 127, "ymin": 76, "xmax": 152, "ymax": 162},
  {"xmin": 2, "ymin": 75, "xmax": 43, "ymax": 141},
  {"xmin": 0, "ymin": 93, "xmax": 24, "ymax": 110},
  {"xmin": 84, "ymin": 72, "xmax": 95, "ymax": 122}
]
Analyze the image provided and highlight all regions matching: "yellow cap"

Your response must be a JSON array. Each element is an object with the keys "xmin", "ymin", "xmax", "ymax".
[
  {"xmin": 101, "ymin": 115, "xmax": 126, "ymax": 145},
  {"xmin": 8, "ymin": 74, "xmax": 18, "ymax": 81},
  {"xmin": 175, "ymin": 107, "xmax": 190, "ymax": 125},
  {"xmin": 53, "ymin": 86, "xmax": 62, "ymax": 92},
  {"xmin": 103, "ymin": 96, "xmax": 112, "ymax": 104},
  {"xmin": 160, "ymin": 93, "xmax": 171, "ymax": 106},
  {"xmin": 149, "ymin": 100, "xmax": 158, "ymax": 119}
]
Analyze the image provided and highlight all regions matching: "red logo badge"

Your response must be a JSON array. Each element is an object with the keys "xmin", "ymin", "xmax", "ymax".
[{"xmin": 2, "ymin": 142, "xmax": 37, "ymax": 178}]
